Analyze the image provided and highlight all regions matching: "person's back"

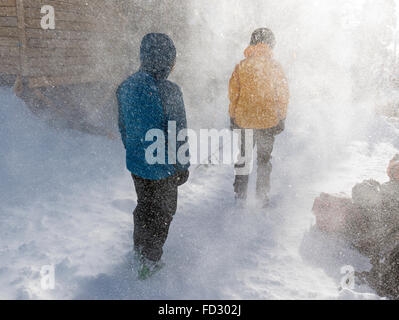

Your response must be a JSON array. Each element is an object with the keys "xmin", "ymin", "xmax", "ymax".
[
  {"xmin": 117, "ymin": 33, "xmax": 189, "ymax": 279},
  {"xmin": 229, "ymin": 28, "xmax": 289, "ymax": 207},
  {"xmin": 229, "ymin": 40, "xmax": 289, "ymax": 129}
]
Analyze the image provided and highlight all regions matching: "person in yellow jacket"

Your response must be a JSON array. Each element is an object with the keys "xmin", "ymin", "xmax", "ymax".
[{"xmin": 229, "ymin": 28, "xmax": 289, "ymax": 207}]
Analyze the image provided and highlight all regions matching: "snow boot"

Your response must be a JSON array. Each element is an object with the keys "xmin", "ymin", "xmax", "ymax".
[
  {"xmin": 260, "ymin": 196, "xmax": 271, "ymax": 209},
  {"xmin": 234, "ymin": 194, "xmax": 246, "ymax": 209},
  {"xmin": 137, "ymin": 257, "xmax": 165, "ymax": 280},
  {"xmin": 254, "ymin": 195, "xmax": 271, "ymax": 209}
]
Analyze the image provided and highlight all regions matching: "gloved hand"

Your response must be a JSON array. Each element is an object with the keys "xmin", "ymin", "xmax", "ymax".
[
  {"xmin": 175, "ymin": 170, "xmax": 190, "ymax": 186},
  {"xmin": 273, "ymin": 119, "xmax": 285, "ymax": 135},
  {"xmin": 230, "ymin": 117, "xmax": 238, "ymax": 131}
]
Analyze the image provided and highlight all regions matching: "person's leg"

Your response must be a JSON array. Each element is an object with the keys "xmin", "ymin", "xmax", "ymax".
[
  {"xmin": 132, "ymin": 174, "xmax": 178, "ymax": 262},
  {"xmin": 255, "ymin": 129, "xmax": 275, "ymax": 202},
  {"xmin": 132, "ymin": 175, "xmax": 149, "ymax": 254},
  {"xmin": 234, "ymin": 126, "xmax": 253, "ymax": 199},
  {"xmin": 147, "ymin": 176, "xmax": 178, "ymax": 262}
]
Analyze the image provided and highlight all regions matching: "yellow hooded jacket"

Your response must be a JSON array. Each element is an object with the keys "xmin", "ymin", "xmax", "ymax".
[{"xmin": 229, "ymin": 43, "xmax": 289, "ymax": 129}]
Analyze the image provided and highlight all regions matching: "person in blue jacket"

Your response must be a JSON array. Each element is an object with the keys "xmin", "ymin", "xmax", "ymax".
[{"xmin": 117, "ymin": 33, "xmax": 190, "ymax": 278}]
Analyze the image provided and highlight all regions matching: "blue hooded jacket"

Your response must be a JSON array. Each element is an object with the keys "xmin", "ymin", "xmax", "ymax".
[{"xmin": 117, "ymin": 33, "xmax": 190, "ymax": 180}]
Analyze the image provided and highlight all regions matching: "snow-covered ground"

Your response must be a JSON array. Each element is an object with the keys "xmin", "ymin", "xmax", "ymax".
[{"xmin": 0, "ymin": 87, "xmax": 398, "ymax": 300}]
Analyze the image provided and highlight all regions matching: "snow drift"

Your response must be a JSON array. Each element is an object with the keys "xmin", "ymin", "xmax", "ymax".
[
  {"xmin": 1, "ymin": 86, "xmax": 398, "ymax": 299},
  {"xmin": 1, "ymin": 0, "xmax": 399, "ymax": 300}
]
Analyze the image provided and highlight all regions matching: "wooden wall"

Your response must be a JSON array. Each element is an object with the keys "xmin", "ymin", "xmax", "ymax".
[
  {"xmin": 1, "ymin": 0, "xmax": 188, "ymax": 89},
  {"xmin": 0, "ymin": 0, "xmax": 128, "ymax": 88},
  {"xmin": 0, "ymin": 0, "xmax": 19, "ymax": 75},
  {"xmin": 0, "ymin": 0, "xmax": 188, "ymax": 134},
  {"xmin": 22, "ymin": 0, "xmax": 111, "ymax": 88}
]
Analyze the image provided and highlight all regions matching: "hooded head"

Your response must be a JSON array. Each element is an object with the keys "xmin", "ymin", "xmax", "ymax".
[
  {"xmin": 140, "ymin": 33, "xmax": 176, "ymax": 80},
  {"xmin": 250, "ymin": 28, "xmax": 276, "ymax": 49}
]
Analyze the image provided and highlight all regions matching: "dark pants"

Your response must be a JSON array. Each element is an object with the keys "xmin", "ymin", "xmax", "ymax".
[
  {"xmin": 132, "ymin": 174, "xmax": 178, "ymax": 262},
  {"xmin": 234, "ymin": 126, "xmax": 276, "ymax": 201}
]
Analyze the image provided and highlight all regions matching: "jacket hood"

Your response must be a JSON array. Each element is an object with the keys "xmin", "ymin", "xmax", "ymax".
[
  {"xmin": 244, "ymin": 43, "xmax": 273, "ymax": 59},
  {"xmin": 140, "ymin": 33, "xmax": 176, "ymax": 81}
]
